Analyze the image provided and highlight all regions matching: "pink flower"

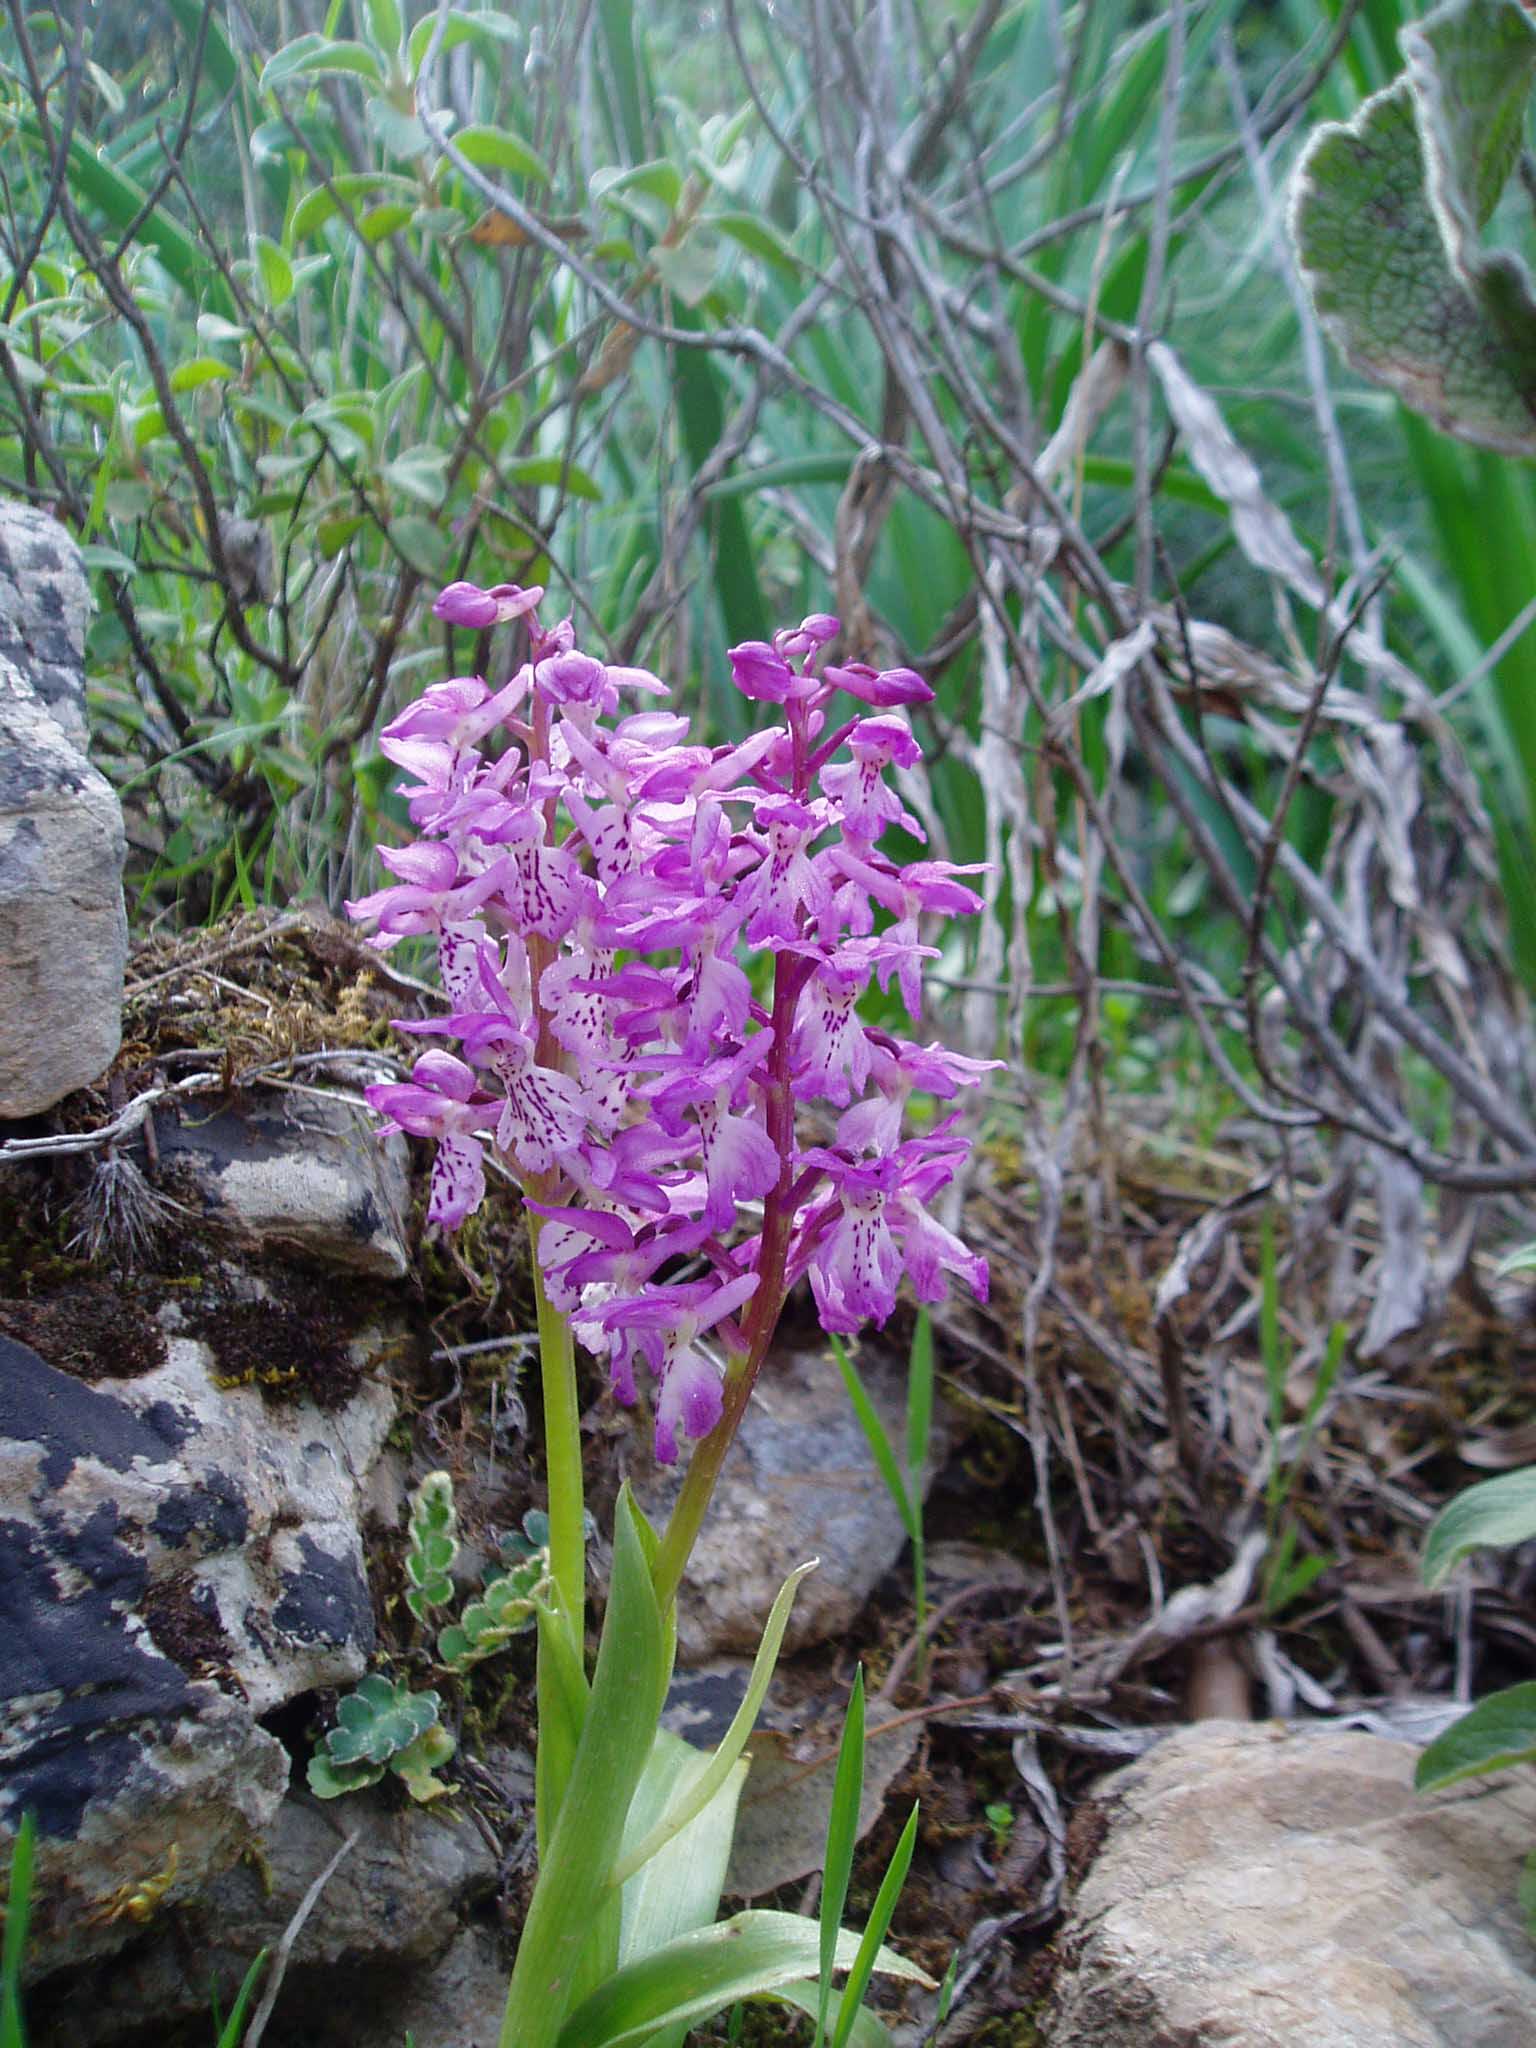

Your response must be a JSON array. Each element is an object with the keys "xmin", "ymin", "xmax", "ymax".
[{"xmin": 434, "ymin": 580, "xmax": 545, "ymax": 628}]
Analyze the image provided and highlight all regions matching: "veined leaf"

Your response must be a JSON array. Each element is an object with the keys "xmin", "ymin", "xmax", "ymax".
[
  {"xmin": 1414, "ymin": 1682, "xmax": 1536, "ymax": 1791},
  {"xmin": 1422, "ymin": 1466, "xmax": 1536, "ymax": 1587}
]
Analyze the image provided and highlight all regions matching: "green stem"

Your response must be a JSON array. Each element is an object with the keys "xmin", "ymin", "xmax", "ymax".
[
  {"xmin": 529, "ymin": 1212, "xmax": 585, "ymax": 1642},
  {"xmin": 651, "ymin": 1346, "xmax": 752, "ymax": 1608}
]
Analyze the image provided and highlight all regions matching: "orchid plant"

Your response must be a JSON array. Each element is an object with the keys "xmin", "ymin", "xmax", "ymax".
[{"xmin": 347, "ymin": 580, "xmax": 992, "ymax": 2047}]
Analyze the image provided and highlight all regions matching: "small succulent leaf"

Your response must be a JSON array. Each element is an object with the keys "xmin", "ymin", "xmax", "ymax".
[
  {"xmin": 308, "ymin": 1750, "xmax": 386, "ymax": 1798},
  {"xmin": 437, "ymin": 1623, "xmax": 472, "ymax": 1670},
  {"xmin": 523, "ymin": 1509, "xmax": 551, "ymax": 1548},
  {"xmin": 1422, "ymin": 1466, "xmax": 1536, "ymax": 1587},
  {"xmin": 1414, "ymin": 1681, "xmax": 1536, "ymax": 1792},
  {"xmin": 1290, "ymin": 0, "xmax": 1536, "ymax": 454},
  {"xmin": 391, "ymin": 1721, "xmax": 457, "ymax": 1801}
]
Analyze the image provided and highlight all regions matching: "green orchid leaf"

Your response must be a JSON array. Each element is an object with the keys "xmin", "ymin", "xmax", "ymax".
[
  {"xmin": 553, "ymin": 1909, "xmax": 933, "ymax": 2048},
  {"xmin": 617, "ymin": 1730, "xmax": 748, "ymax": 1968},
  {"xmin": 501, "ymin": 1486, "xmax": 671, "ymax": 2048},
  {"xmin": 1415, "ymin": 1682, "xmax": 1536, "ymax": 1791},
  {"xmin": 1422, "ymin": 1466, "xmax": 1536, "ymax": 1588},
  {"xmin": 610, "ymin": 1558, "xmax": 816, "ymax": 1889}
]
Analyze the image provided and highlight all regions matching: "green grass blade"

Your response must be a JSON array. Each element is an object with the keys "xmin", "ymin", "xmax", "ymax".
[
  {"xmin": 213, "ymin": 1948, "xmax": 269, "ymax": 2048},
  {"xmin": 818, "ymin": 1666, "xmax": 866, "ymax": 2047},
  {"xmin": 828, "ymin": 1803, "xmax": 921, "ymax": 2048},
  {"xmin": 831, "ymin": 1337, "xmax": 916, "ymax": 1540},
  {"xmin": 1, "ymin": 1813, "xmax": 35, "ymax": 2048}
]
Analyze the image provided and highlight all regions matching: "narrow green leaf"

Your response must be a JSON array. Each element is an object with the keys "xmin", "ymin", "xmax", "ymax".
[
  {"xmin": 819, "ymin": 1667, "xmax": 866, "ymax": 2048},
  {"xmin": 213, "ymin": 1947, "xmax": 269, "ymax": 2048},
  {"xmin": 1, "ymin": 1813, "xmax": 35, "ymax": 2048},
  {"xmin": 831, "ymin": 1337, "xmax": 916, "ymax": 1540},
  {"xmin": 1423, "ymin": 1467, "xmax": 1536, "ymax": 1588},
  {"xmin": 1415, "ymin": 1682, "xmax": 1536, "ymax": 1791},
  {"xmin": 829, "ymin": 1803, "xmax": 921, "ymax": 2048},
  {"xmin": 164, "ymin": 0, "xmax": 240, "ymax": 97},
  {"xmin": 774, "ymin": 1982, "xmax": 893, "ymax": 2048},
  {"xmin": 13, "ymin": 115, "xmax": 234, "ymax": 317},
  {"xmin": 454, "ymin": 123, "xmax": 554, "ymax": 186},
  {"xmin": 906, "ymin": 1312, "xmax": 934, "ymax": 1484},
  {"xmin": 554, "ymin": 1909, "xmax": 931, "ymax": 2048}
]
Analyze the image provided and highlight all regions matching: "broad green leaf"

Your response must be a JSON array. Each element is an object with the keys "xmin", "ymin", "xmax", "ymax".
[
  {"xmin": 168, "ymin": 357, "xmax": 233, "ymax": 394},
  {"xmin": 407, "ymin": 10, "xmax": 519, "ymax": 78},
  {"xmin": 1292, "ymin": 0, "xmax": 1536, "ymax": 454},
  {"xmin": 368, "ymin": 100, "xmax": 432, "ymax": 159},
  {"xmin": 361, "ymin": 202, "xmax": 417, "ymax": 242},
  {"xmin": 260, "ymin": 35, "xmax": 385, "ymax": 93},
  {"xmin": 290, "ymin": 173, "xmax": 415, "ymax": 241},
  {"xmin": 654, "ymin": 236, "xmax": 718, "ymax": 308},
  {"xmin": 1422, "ymin": 1466, "xmax": 1536, "ymax": 1587},
  {"xmin": 554, "ymin": 1910, "xmax": 932, "ymax": 2048},
  {"xmin": 617, "ymin": 1730, "xmax": 747, "ymax": 1968},
  {"xmin": 253, "ymin": 236, "xmax": 294, "ymax": 308},
  {"xmin": 774, "ymin": 1982, "xmax": 892, "ymax": 2048},
  {"xmin": 196, "ymin": 314, "xmax": 249, "ymax": 345},
  {"xmin": 79, "ymin": 544, "xmax": 139, "ymax": 576},
  {"xmin": 504, "ymin": 455, "xmax": 604, "ymax": 501},
  {"xmin": 1414, "ymin": 1682, "xmax": 1536, "ymax": 1791},
  {"xmin": 382, "ymin": 446, "xmax": 450, "ymax": 507},
  {"xmin": 610, "ymin": 1559, "xmax": 816, "ymax": 1889},
  {"xmin": 592, "ymin": 160, "xmax": 684, "ymax": 210},
  {"xmin": 454, "ymin": 123, "xmax": 554, "ymax": 186},
  {"xmin": 364, "ymin": 0, "xmax": 405, "ymax": 55},
  {"xmin": 387, "ymin": 514, "xmax": 455, "ymax": 576},
  {"xmin": 502, "ymin": 1487, "xmax": 671, "ymax": 2048}
]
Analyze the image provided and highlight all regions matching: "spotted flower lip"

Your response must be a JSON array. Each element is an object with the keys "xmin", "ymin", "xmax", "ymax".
[{"xmin": 349, "ymin": 579, "xmax": 991, "ymax": 1462}]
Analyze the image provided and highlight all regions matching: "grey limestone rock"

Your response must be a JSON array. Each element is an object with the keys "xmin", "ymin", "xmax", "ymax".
[
  {"xmin": 155, "ymin": 1087, "xmax": 415, "ymax": 1279},
  {"xmin": 0, "ymin": 499, "xmax": 126, "ymax": 1119},
  {"xmin": 0, "ymin": 1318, "xmax": 398, "ymax": 1980},
  {"xmin": 29, "ymin": 1790, "xmax": 502, "ymax": 2047},
  {"xmin": 635, "ymin": 1337, "xmax": 946, "ymax": 1663},
  {"xmin": 1049, "ymin": 1719, "xmax": 1536, "ymax": 2048}
]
